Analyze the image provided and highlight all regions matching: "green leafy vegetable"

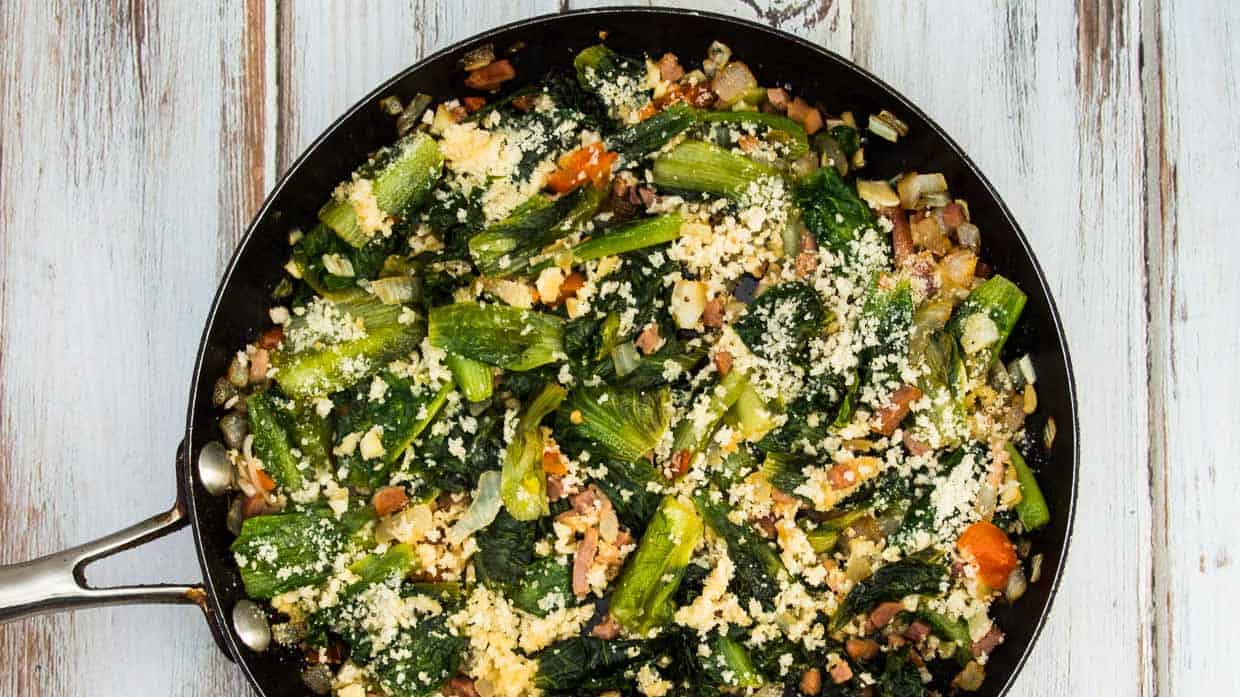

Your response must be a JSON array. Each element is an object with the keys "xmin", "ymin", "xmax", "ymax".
[
  {"xmin": 334, "ymin": 373, "xmax": 454, "ymax": 489},
  {"xmin": 501, "ymin": 383, "xmax": 567, "ymax": 520},
  {"xmin": 272, "ymin": 294, "xmax": 424, "ymax": 398},
  {"xmin": 609, "ymin": 496, "xmax": 704, "ymax": 634},
  {"xmin": 558, "ymin": 385, "xmax": 670, "ymax": 461},
  {"xmin": 371, "ymin": 617, "xmax": 467, "ymax": 697},
  {"xmin": 429, "ymin": 302, "xmax": 564, "ymax": 371},
  {"xmin": 693, "ymin": 491, "xmax": 788, "ymax": 606},
  {"xmin": 230, "ymin": 507, "xmax": 369, "ymax": 599},
  {"xmin": 246, "ymin": 390, "xmax": 306, "ymax": 491},
  {"xmin": 793, "ymin": 166, "xmax": 876, "ymax": 250},
  {"xmin": 947, "ymin": 275, "xmax": 1027, "ymax": 382},
  {"xmin": 833, "ymin": 555, "xmax": 948, "ymax": 629},
  {"xmin": 318, "ymin": 132, "xmax": 444, "ymax": 248},
  {"xmin": 652, "ymin": 140, "xmax": 781, "ymax": 200},
  {"xmin": 512, "ymin": 556, "xmax": 575, "ymax": 617},
  {"xmin": 568, "ymin": 213, "xmax": 684, "ymax": 262},
  {"xmin": 1008, "ymin": 442, "xmax": 1050, "ymax": 530},
  {"xmin": 469, "ymin": 186, "xmax": 603, "ymax": 277},
  {"xmin": 444, "ymin": 351, "xmax": 493, "ymax": 402},
  {"xmin": 473, "ymin": 509, "xmax": 536, "ymax": 590},
  {"xmin": 536, "ymin": 637, "xmax": 654, "ymax": 693},
  {"xmin": 695, "ymin": 108, "xmax": 810, "ymax": 158},
  {"xmin": 606, "ymin": 102, "xmax": 698, "ymax": 164},
  {"xmin": 733, "ymin": 281, "xmax": 826, "ymax": 360}
]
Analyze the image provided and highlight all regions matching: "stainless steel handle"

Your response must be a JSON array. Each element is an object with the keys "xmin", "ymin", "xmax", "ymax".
[{"xmin": 0, "ymin": 503, "xmax": 207, "ymax": 623}]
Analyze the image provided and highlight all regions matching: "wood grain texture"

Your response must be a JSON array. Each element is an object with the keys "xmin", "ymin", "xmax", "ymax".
[
  {"xmin": 1144, "ymin": 0, "xmax": 1240, "ymax": 694},
  {"xmin": 0, "ymin": 1, "xmax": 255, "ymax": 695},
  {"xmin": 0, "ymin": 0, "xmax": 1232, "ymax": 695}
]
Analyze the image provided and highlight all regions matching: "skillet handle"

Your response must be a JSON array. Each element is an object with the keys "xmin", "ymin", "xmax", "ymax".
[{"xmin": 0, "ymin": 503, "xmax": 208, "ymax": 622}]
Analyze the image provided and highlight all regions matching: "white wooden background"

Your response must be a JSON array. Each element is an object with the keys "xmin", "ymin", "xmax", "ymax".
[{"xmin": 0, "ymin": 1, "xmax": 1232, "ymax": 695}]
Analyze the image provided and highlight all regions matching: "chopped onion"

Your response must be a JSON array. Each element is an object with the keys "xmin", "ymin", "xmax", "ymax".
[
  {"xmin": 379, "ymin": 95, "xmax": 404, "ymax": 116},
  {"xmin": 397, "ymin": 93, "xmax": 433, "ymax": 136},
  {"xmin": 226, "ymin": 496, "xmax": 245, "ymax": 536},
  {"xmin": 322, "ymin": 253, "xmax": 355, "ymax": 278},
  {"xmin": 897, "ymin": 172, "xmax": 948, "ymax": 209},
  {"xmin": 782, "ymin": 218, "xmax": 804, "ymax": 257},
  {"xmin": 371, "ymin": 276, "xmax": 414, "ymax": 304},
  {"xmin": 219, "ymin": 411, "xmax": 249, "ymax": 450},
  {"xmin": 940, "ymin": 249, "xmax": 978, "ymax": 289},
  {"xmin": 227, "ymin": 353, "xmax": 249, "ymax": 388},
  {"xmin": 1029, "ymin": 552, "xmax": 1045, "ymax": 583},
  {"xmin": 301, "ymin": 664, "xmax": 333, "ymax": 695},
  {"xmin": 611, "ymin": 342, "xmax": 641, "ymax": 377},
  {"xmin": 818, "ymin": 135, "xmax": 849, "ymax": 176},
  {"xmin": 460, "ymin": 44, "xmax": 496, "ymax": 71},
  {"xmin": 1017, "ymin": 355, "xmax": 1037, "ymax": 384},
  {"xmin": 1005, "ymin": 564, "xmax": 1028, "ymax": 602},
  {"xmin": 960, "ymin": 313, "xmax": 1000, "ymax": 354},
  {"xmin": 856, "ymin": 179, "xmax": 899, "ymax": 208},
  {"xmin": 956, "ymin": 222, "xmax": 982, "ymax": 251},
  {"xmin": 868, "ymin": 110, "xmax": 909, "ymax": 143},
  {"xmin": 671, "ymin": 279, "xmax": 707, "ymax": 328},
  {"xmin": 703, "ymin": 41, "xmax": 731, "ymax": 76},
  {"xmin": 710, "ymin": 61, "xmax": 756, "ymax": 106},
  {"xmin": 448, "ymin": 470, "xmax": 502, "ymax": 545},
  {"xmin": 868, "ymin": 114, "xmax": 899, "ymax": 142}
]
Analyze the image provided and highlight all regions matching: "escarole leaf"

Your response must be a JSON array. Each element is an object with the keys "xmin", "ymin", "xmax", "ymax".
[
  {"xmin": 469, "ymin": 186, "xmax": 603, "ymax": 277},
  {"xmin": 318, "ymin": 131, "xmax": 444, "ymax": 248},
  {"xmin": 733, "ymin": 281, "xmax": 826, "ymax": 360},
  {"xmin": 793, "ymin": 166, "xmax": 876, "ymax": 250},
  {"xmin": 652, "ymin": 140, "xmax": 780, "ymax": 200},
  {"xmin": 693, "ymin": 491, "xmax": 789, "ymax": 606},
  {"xmin": 273, "ymin": 294, "xmax": 425, "ymax": 398},
  {"xmin": 536, "ymin": 637, "xmax": 655, "ymax": 692},
  {"xmin": 429, "ymin": 302, "xmax": 564, "ymax": 371},
  {"xmin": 947, "ymin": 274, "xmax": 1027, "ymax": 382},
  {"xmin": 501, "ymin": 383, "xmax": 567, "ymax": 520},
  {"xmin": 832, "ymin": 555, "xmax": 948, "ymax": 630},
  {"xmin": 559, "ymin": 385, "xmax": 670, "ymax": 461},
  {"xmin": 609, "ymin": 496, "xmax": 704, "ymax": 634},
  {"xmin": 230, "ymin": 507, "xmax": 369, "ymax": 599}
]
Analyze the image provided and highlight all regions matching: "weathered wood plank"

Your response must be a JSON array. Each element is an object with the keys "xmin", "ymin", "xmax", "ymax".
[
  {"xmin": 1145, "ymin": 0, "xmax": 1240, "ymax": 694},
  {"xmin": 0, "ymin": 1, "xmax": 259, "ymax": 695},
  {"xmin": 851, "ymin": 2, "xmax": 1152, "ymax": 695}
]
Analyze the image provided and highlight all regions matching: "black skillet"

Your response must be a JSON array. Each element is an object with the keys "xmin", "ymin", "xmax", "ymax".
[{"xmin": 0, "ymin": 8, "xmax": 1078, "ymax": 696}]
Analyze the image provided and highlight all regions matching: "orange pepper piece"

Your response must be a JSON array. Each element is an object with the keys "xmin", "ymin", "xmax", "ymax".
[
  {"xmin": 546, "ymin": 142, "xmax": 617, "ymax": 194},
  {"xmin": 957, "ymin": 520, "xmax": 1018, "ymax": 589}
]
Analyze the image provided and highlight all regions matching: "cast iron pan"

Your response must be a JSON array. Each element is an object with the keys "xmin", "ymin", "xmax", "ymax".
[{"xmin": 0, "ymin": 8, "xmax": 1078, "ymax": 696}]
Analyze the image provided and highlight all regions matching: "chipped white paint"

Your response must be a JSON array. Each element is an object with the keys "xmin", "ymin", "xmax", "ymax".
[{"xmin": 0, "ymin": 1, "xmax": 1230, "ymax": 695}]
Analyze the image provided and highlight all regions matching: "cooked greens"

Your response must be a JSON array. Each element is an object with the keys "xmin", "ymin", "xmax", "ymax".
[{"xmin": 218, "ymin": 38, "xmax": 1048, "ymax": 697}]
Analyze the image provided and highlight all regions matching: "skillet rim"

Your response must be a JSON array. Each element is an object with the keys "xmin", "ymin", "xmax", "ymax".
[{"xmin": 182, "ymin": 7, "xmax": 1080, "ymax": 695}]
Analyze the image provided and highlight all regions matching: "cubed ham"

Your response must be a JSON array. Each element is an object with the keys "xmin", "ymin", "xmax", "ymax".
[
  {"xmin": 827, "ymin": 658, "xmax": 853, "ymax": 684},
  {"xmin": 971, "ymin": 625, "xmax": 1005, "ymax": 657},
  {"xmin": 904, "ymin": 620, "xmax": 931, "ymax": 643},
  {"xmin": 657, "ymin": 52, "xmax": 684, "ymax": 82},
  {"xmin": 867, "ymin": 601, "xmax": 905, "ymax": 630},
  {"xmin": 591, "ymin": 615, "xmax": 620, "ymax": 640},
  {"xmin": 766, "ymin": 87, "xmax": 790, "ymax": 111},
  {"xmin": 879, "ymin": 206, "xmax": 914, "ymax": 266},
  {"xmin": 572, "ymin": 527, "xmax": 599, "ymax": 597},
  {"xmin": 464, "ymin": 59, "xmax": 515, "ymax": 90},
  {"xmin": 941, "ymin": 201, "xmax": 967, "ymax": 230},
  {"xmin": 372, "ymin": 486, "xmax": 410, "ymax": 516},
  {"xmin": 873, "ymin": 384, "xmax": 924, "ymax": 436},
  {"xmin": 635, "ymin": 323, "xmax": 662, "ymax": 355}
]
